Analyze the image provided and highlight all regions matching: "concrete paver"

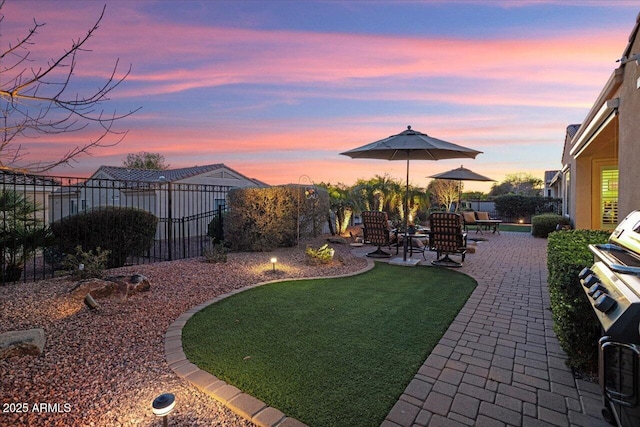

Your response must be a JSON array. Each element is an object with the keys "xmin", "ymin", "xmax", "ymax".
[{"xmin": 377, "ymin": 232, "xmax": 608, "ymax": 426}]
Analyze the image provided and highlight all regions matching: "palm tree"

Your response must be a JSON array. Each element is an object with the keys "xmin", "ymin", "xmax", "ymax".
[
  {"xmin": 323, "ymin": 183, "xmax": 359, "ymax": 235},
  {"xmin": 0, "ymin": 190, "xmax": 49, "ymax": 282}
]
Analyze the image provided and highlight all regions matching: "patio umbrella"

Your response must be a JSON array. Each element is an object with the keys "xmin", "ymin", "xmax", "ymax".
[
  {"xmin": 429, "ymin": 165, "xmax": 494, "ymax": 212},
  {"xmin": 340, "ymin": 125, "xmax": 482, "ymax": 263}
]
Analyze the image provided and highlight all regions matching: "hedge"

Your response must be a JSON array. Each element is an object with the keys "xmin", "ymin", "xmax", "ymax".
[
  {"xmin": 531, "ymin": 213, "xmax": 571, "ymax": 238},
  {"xmin": 50, "ymin": 207, "xmax": 158, "ymax": 268},
  {"xmin": 225, "ymin": 186, "xmax": 329, "ymax": 251},
  {"xmin": 546, "ymin": 229, "xmax": 610, "ymax": 374}
]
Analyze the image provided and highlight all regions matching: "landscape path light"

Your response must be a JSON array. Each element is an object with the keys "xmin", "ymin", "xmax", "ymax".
[
  {"xmin": 152, "ymin": 392, "xmax": 175, "ymax": 427},
  {"xmin": 271, "ymin": 257, "xmax": 277, "ymax": 273}
]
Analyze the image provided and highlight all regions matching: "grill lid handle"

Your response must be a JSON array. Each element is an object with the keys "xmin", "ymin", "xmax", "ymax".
[{"xmin": 610, "ymin": 263, "xmax": 640, "ymax": 276}]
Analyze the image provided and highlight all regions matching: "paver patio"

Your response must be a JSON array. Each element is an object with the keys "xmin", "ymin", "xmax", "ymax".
[
  {"xmin": 378, "ymin": 231, "xmax": 608, "ymax": 427},
  {"xmin": 168, "ymin": 231, "xmax": 609, "ymax": 426}
]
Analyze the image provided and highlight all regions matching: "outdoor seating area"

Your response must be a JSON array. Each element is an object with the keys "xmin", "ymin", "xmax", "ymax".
[
  {"xmin": 0, "ymin": 230, "xmax": 610, "ymax": 427},
  {"xmin": 462, "ymin": 210, "xmax": 502, "ymax": 234}
]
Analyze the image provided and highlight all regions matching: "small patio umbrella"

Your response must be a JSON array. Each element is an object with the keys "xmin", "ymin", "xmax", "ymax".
[
  {"xmin": 340, "ymin": 126, "xmax": 482, "ymax": 263},
  {"xmin": 429, "ymin": 165, "xmax": 494, "ymax": 212}
]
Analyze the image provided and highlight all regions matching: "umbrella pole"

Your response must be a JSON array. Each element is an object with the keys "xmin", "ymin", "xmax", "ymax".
[{"xmin": 404, "ymin": 157, "xmax": 409, "ymax": 262}]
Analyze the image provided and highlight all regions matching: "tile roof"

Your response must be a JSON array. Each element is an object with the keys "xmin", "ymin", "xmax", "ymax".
[
  {"xmin": 0, "ymin": 169, "xmax": 61, "ymax": 186},
  {"xmin": 566, "ymin": 124, "xmax": 580, "ymax": 139},
  {"xmin": 92, "ymin": 164, "xmax": 269, "ymax": 187},
  {"xmin": 94, "ymin": 164, "xmax": 227, "ymax": 182}
]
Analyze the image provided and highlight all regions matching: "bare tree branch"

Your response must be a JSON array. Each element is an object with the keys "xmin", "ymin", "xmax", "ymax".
[{"xmin": 0, "ymin": 1, "xmax": 140, "ymax": 173}]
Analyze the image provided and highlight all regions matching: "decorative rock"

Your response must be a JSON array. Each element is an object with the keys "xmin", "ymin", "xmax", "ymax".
[
  {"xmin": 70, "ymin": 274, "xmax": 151, "ymax": 302},
  {"xmin": 69, "ymin": 278, "xmax": 117, "ymax": 299},
  {"xmin": 0, "ymin": 328, "xmax": 46, "ymax": 358}
]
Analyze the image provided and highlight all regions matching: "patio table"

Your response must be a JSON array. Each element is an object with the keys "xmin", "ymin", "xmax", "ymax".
[{"xmin": 474, "ymin": 219, "xmax": 501, "ymax": 234}]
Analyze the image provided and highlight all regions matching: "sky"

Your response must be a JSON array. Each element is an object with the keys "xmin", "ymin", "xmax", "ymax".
[{"xmin": 2, "ymin": 0, "xmax": 639, "ymax": 192}]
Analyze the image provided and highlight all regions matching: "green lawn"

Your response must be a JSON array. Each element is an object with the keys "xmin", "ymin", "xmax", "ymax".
[
  {"xmin": 182, "ymin": 262, "xmax": 476, "ymax": 427},
  {"xmin": 498, "ymin": 223, "xmax": 531, "ymax": 232}
]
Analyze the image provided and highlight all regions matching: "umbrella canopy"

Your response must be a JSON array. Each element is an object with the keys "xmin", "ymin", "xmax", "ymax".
[
  {"xmin": 340, "ymin": 126, "xmax": 482, "ymax": 263},
  {"xmin": 429, "ymin": 165, "xmax": 493, "ymax": 182},
  {"xmin": 429, "ymin": 165, "xmax": 494, "ymax": 212},
  {"xmin": 340, "ymin": 126, "xmax": 482, "ymax": 162}
]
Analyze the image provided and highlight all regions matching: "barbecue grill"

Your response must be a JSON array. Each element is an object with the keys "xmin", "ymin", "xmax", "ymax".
[{"xmin": 579, "ymin": 210, "xmax": 640, "ymax": 426}]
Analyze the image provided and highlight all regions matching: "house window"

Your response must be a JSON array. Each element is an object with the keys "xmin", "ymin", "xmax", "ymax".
[
  {"xmin": 601, "ymin": 166, "xmax": 618, "ymax": 228},
  {"xmin": 81, "ymin": 199, "xmax": 87, "ymax": 211},
  {"xmin": 70, "ymin": 200, "xmax": 78, "ymax": 214}
]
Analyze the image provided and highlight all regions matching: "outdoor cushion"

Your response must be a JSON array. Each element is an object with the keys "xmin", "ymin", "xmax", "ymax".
[
  {"xmin": 462, "ymin": 211, "xmax": 477, "ymax": 224},
  {"xmin": 476, "ymin": 211, "xmax": 491, "ymax": 220}
]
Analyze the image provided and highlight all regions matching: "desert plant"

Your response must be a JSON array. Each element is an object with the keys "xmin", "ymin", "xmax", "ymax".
[
  {"xmin": 0, "ymin": 190, "xmax": 50, "ymax": 282},
  {"xmin": 203, "ymin": 240, "xmax": 228, "ymax": 264},
  {"xmin": 305, "ymin": 244, "xmax": 335, "ymax": 265},
  {"xmin": 62, "ymin": 245, "xmax": 111, "ymax": 280}
]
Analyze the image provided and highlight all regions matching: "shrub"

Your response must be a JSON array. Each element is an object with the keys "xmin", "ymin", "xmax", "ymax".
[
  {"xmin": 547, "ymin": 229, "xmax": 610, "ymax": 374},
  {"xmin": 305, "ymin": 243, "xmax": 335, "ymax": 265},
  {"xmin": 531, "ymin": 214, "xmax": 571, "ymax": 238},
  {"xmin": 62, "ymin": 245, "xmax": 110, "ymax": 280},
  {"xmin": 50, "ymin": 207, "xmax": 157, "ymax": 268},
  {"xmin": 207, "ymin": 210, "xmax": 226, "ymax": 243},
  {"xmin": 494, "ymin": 195, "xmax": 561, "ymax": 221},
  {"xmin": 0, "ymin": 190, "xmax": 50, "ymax": 282},
  {"xmin": 203, "ymin": 240, "xmax": 227, "ymax": 264},
  {"xmin": 225, "ymin": 186, "xmax": 329, "ymax": 251}
]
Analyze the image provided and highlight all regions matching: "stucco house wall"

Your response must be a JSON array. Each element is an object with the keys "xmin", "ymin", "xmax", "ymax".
[
  {"xmin": 561, "ymin": 12, "xmax": 640, "ymax": 230},
  {"xmin": 618, "ymin": 27, "xmax": 640, "ymax": 220}
]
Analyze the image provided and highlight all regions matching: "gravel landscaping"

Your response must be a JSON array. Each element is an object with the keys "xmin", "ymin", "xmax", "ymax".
[{"xmin": 0, "ymin": 238, "xmax": 367, "ymax": 426}]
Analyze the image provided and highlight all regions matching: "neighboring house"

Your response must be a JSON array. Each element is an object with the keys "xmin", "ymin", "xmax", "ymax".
[
  {"xmin": 560, "ymin": 14, "xmax": 640, "ymax": 230},
  {"xmin": 543, "ymin": 170, "xmax": 561, "ymax": 198},
  {"xmin": 0, "ymin": 170, "xmax": 60, "ymax": 226},
  {"xmin": 49, "ymin": 164, "xmax": 268, "ymax": 238}
]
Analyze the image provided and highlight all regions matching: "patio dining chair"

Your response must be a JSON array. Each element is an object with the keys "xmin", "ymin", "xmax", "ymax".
[
  {"xmin": 361, "ymin": 211, "xmax": 397, "ymax": 258},
  {"xmin": 428, "ymin": 212, "xmax": 468, "ymax": 267}
]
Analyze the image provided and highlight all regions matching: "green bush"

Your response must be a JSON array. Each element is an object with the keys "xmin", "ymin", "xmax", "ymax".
[
  {"xmin": 62, "ymin": 245, "xmax": 111, "ymax": 279},
  {"xmin": 494, "ymin": 195, "xmax": 561, "ymax": 221},
  {"xmin": 207, "ymin": 211, "xmax": 226, "ymax": 243},
  {"xmin": 50, "ymin": 207, "xmax": 158, "ymax": 268},
  {"xmin": 225, "ymin": 186, "xmax": 329, "ymax": 251},
  {"xmin": 547, "ymin": 229, "xmax": 610, "ymax": 374},
  {"xmin": 531, "ymin": 213, "xmax": 571, "ymax": 238},
  {"xmin": 203, "ymin": 240, "xmax": 227, "ymax": 264},
  {"xmin": 305, "ymin": 243, "xmax": 335, "ymax": 265},
  {"xmin": 0, "ymin": 190, "xmax": 51, "ymax": 282}
]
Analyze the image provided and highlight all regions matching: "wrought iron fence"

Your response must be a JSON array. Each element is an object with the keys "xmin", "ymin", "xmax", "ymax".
[{"xmin": 1, "ymin": 171, "xmax": 231, "ymax": 284}]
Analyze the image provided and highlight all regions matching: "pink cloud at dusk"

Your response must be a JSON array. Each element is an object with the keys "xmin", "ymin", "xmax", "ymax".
[{"xmin": 1, "ymin": 1, "xmax": 638, "ymax": 190}]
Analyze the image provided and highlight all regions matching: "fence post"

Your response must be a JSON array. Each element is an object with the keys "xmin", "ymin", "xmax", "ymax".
[{"xmin": 167, "ymin": 182, "xmax": 173, "ymax": 261}]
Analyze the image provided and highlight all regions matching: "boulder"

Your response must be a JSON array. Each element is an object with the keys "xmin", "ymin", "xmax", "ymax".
[
  {"xmin": 0, "ymin": 328, "xmax": 45, "ymax": 358},
  {"xmin": 70, "ymin": 274, "xmax": 151, "ymax": 301}
]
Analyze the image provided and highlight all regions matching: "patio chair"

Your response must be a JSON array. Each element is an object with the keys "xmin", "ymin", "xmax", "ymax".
[
  {"xmin": 428, "ymin": 212, "xmax": 468, "ymax": 267},
  {"xmin": 461, "ymin": 211, "xmax": 478, "ymax": 233},
  {"xmin": 361, "ymin": 211, "xmax": 397, "ymax": 258}
]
